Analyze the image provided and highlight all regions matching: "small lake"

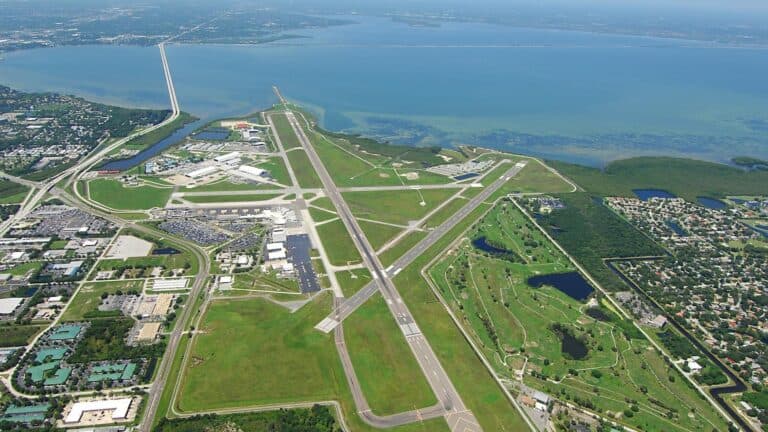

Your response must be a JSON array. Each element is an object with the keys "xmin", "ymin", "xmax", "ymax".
[
  {"xmin": 472, "ymin": 236, "xmax": 517, "ymax": 260},
  {"xmin": 193, "ymin": 128, "xmax": 230, "ymax": 140},
  {"xmin": 561, "ymin": 332, "xmax": 589, "ymax": 360},
  {"xmin": 697, "ymin": 196, "xmax": 727, "ymax": 209},
  {"xmin": 527, "ymin": 271, "xmax": 594, "ymax": 301},
  {"xmin": 665, "ymin": 220, "xmax": 688, "ymax": 236},
  {"xmin": 585, "ymin": 307, "xmax": 611, "ymax": 322},
  {"xmin": 100, "ymin": 120, "xmax": 204, "ymax": 171},
  {"xmin": 633, "ymin": 189, "xmax": 676, "ymax": 201},
  {"xmin": 152, "ymin": 247, "xmax": 180, "ymax": 255}
]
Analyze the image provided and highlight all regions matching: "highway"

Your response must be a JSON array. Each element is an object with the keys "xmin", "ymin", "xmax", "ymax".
[
  {"xmin": 316, "ymin": 160, "xmax": 528, "ymax": 331},
  {"xmin": 279, "ymin": 98, "xmax": 482, "ymax": 432}
]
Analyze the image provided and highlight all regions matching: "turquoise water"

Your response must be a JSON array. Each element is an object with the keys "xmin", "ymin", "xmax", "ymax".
[{"xmin": 1, "ymin": 16, "xmax": 767, "ymax": 165}]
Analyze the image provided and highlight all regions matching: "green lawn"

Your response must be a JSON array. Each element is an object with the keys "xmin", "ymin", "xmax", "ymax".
[
  {"xmin": 335, "ymin": 268, "xmax": 372, "ymax": 297},
  {"xmin": 422, "ymin": 197, "xmax": 468, "ymax": 229},
  {"xmin": 315, "ymin": 220, "xmax": 362, "ymax": 266},
  {"xmin": 0, "ymin": 182, "xmax": 29, "ymax": 204},
  {"xmin": 286, "ymin": 150, "xmax": 323, "ymax": 189},
  {"xmin": 6, "ymin": 261, "xmax": 43, "ymax": 277},
  {"xmin": 176, "ymin": 294, "xmax": 449, "ymax": 432},
  {"xmin": 500, "ymin": 159, "xmax": 575, "ymax": 194},
  {"xmin": 379, "ymin": 231, "xmax": 428, "ymax": 268},
  {"xmin": 0, "ymin": 324, "xmax": 47, "ymax": 347},
  {"xmin": 60, "ymin": 280, "xmax": 143, "ymax": 321},
  {"xmin": 308, "ymin": 207, "xmax": 337, "ymax": 223},
  {"xmin": 89, "ymin": 178, "xmax": 172, "ymax": 210},
  {"xmin": 344, "ymin": 189, "xmax": 458, "ymax": 226},
  {"xmin": 344, "ymin": 294, "xmax": 437, "ymax": 415},
  {"xmin": 256, "ymin": 156, "xmax": 293, "ymax": 186},
  {"xmin": 271, "ymin": 113, "xmax": 302, "ymax": 150},
  {"xmin": 357, "ymin": 219, "xmax": 402, "ymax": 251}
]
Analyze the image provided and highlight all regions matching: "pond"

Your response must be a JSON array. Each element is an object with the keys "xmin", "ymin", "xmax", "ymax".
[
  {"xmin": 193, "ymin": 128, "xmax": 230, "ymax": 140},
  {"xmin": 633, "ymin": 189, "xmax": 676, "ymax": 201},
  {"xmin": 471, "ymin": 236, "xmax": 518, "ymax": 259},
  {"xmin": 697, "ymin": 196, "xmax": 727, "ymax": 209},
  {"xmin": 152, "ymin": 247, "xmax": 181, "ymax": 255},
  {"xmin": 665, "ymin": 220, "xmax": 688, "ymax": 236},
  {"xmin": 527, "ymin": 271, "xmax": 594, "ymax": 301},
  {"xmin": 560, "ymin": 331, "xmax": 589, "ymax": 360}
]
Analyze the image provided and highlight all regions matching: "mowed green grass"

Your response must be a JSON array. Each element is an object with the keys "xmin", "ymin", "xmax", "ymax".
[
  {"xmin": 357, "ymin": 219, "xmax": 402, "ymax": 251},
  {"xmin": 61, "ymin": 280, "xmax": 143, "ymax": 321},
  {"xmin": 344, "ymin": 188, "xmax": 458, "ymax": 226},
  {"xmin": 176, "ymin": 294, "xmax": 450, "ymax": 432},
  {"xmin": 89, "ymin": 178, "xmax": 172, "ymax": 210},
  {"xmin": 500, "ymin": 159, "xmax": 575, "ymax": 194},
  {"xmin": 178, "ymin": 296, "xmax": 338, "ymax": 410},
  {"xmin": 286, "ymin": 150, "xmax": 323, "ymax": 189},
  {"xmin": 271, "ymin": 113, "xmax": 302, "ymax": 150},
  {"xmin": 315, "ymin": 220, "xmax": 362, "ymax": 266},
  {"xmin": 345, "ymin": 294, "xmax": 437, "ymax": 415},
  {"xmin": 335, "ymin": 268, "xmax": 372, "ymax": 297},
  {"xmin": 256, "ymin": 156, "xmax": 293, "ymax": 186},
  {"xmin": 379, "ymin": 231, "xmax": 428, "ymax": 268}
]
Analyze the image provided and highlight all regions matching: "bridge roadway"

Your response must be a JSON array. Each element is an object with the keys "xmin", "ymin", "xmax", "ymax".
[
  {"xmin": 315, "ymin": 160, "xmax": 528, "ymax": 332},
  {"xmin": 280, "ymin": 105, "xmax": 482, "ymax": 432}
]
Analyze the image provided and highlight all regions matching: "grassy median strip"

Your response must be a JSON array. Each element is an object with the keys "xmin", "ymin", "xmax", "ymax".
[{"xmin": 345, "ymin": 294, "xmax": 438, "ymax": 416}]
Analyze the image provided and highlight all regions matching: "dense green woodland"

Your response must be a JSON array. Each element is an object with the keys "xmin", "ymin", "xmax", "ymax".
[
  {"xmin": 154, "ymin": 406, "xmax": 339, "ymax": 432},
  {"xmin": 549, "ymin": 157, "xmax": 768, "ymax": 201},
  {"xmin": 536, "ymin": 193, "xmax": 664, "ymax": 291}
]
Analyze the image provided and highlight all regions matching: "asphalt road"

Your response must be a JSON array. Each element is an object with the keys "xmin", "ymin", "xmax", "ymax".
[
  {"xmin": 281, "ymin": 105, "xmax": 482, "ymax": 432},
  {"xmin": 316, "ymin": 160, "xmax": 528, "ymax": 330}
]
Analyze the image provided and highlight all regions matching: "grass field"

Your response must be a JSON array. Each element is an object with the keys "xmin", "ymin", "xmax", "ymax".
[
  {"xmin": 6, "ymin": 261, "xmax": 43, "ymax": 277},
  {"xmin": 271, "ymin": 113, "xmax": 302, "ymax": 150},
  {"xmin": 0, "ymin": 324, "xmax": 47, "ymax": 347},
  {"xmin": 357, "ymin": 219, "xmax": 402, "ymax": 251},
  {"xmin": 176, "ymin": 294, "xmax": 450, "ymax": 432},
  {"xmin": 60, "ymin": 280, "xmax": 144, "ymax": 321},
  {"xmin": 93, "ymin": 253, "xmax": 196, "ymax": 278},
  {"xmin": 256, "ymin": 156, "xmax": 293, "ymax": 186},
  {"xmin": 335, "ymin": 268, "xmax": 372, "ymax": 297},
  {"xmin": 499, "ymin": 159, "xmax": 575, "ymax": 194},
  {"xmin": 89, "ymin": 178, "xmax": 172, "ymax": 210},
  {"xmin": 308, "ymin": 206, "xmax": 337, "ymax": 223},
  {"xmin": 182, "ymin": 193, "xmax": 283, "ymax": 204},
  {"xmin": 427, "ymin": 200, "xmax": 730, "ymax": 432},
  {"xmin": 315, "ymin": 220, "xmax": 362, "ymax": 266},
  {"xmin": 549, "ymin": 156, "xmax": 768, "ymax": 201},
  {"xmin": 422, "ymin": 197, "xmax": 468, "ymax": 229},
  {"xmin": 0, "ymin": 180, "xmax": 29, "ymax": 204},
  {"xmin": 344, "ymin": 189, "xmax": 458, "ymax": 226},
  {"xmin": 344, "ymin": 294, "xmax": 437, "ymax": 415},
  {"xmin": 379, "ymin": 231, "xmax": 428, "ymax": 267},
  {"xmin": 286, "ymin": 150, "xmax": 323, "ymax": 189}
]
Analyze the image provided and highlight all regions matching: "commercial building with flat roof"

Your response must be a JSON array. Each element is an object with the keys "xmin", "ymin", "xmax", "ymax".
[
  {"xmin": 185, "ymin": 166, "xmax": 218, "ymax": 179},
  {"xmin": 0, "ymin": 297, "xmax": 24, "ymax": 315},
  {"xmin": 64, "ymin": 398, "xmax": 133, "ymax": 424},
  {"xmin": 151, "ymin": 278, "xmax": 188, "ymax": 291}
]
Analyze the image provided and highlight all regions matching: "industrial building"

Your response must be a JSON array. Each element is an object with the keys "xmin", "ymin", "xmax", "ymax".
[
  {"xmin": 185, "ymin": 165, "xmax": 218, "ymax": 179},
  {"xmin": 0, "ymin": 297, "xmax": 24, "ymax": 316},
  {"xmin": 214, "ymin": 151, "xmax": 241, "ymax": 163},
  {"xmin": 63, "ymin": 398, "xmax": 134, "ymax": 424}
]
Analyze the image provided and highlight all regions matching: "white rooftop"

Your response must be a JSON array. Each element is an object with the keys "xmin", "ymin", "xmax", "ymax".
[
  {"xmin": 65, "ymin": 398, "xmax": 133, "ymax": 424},
  {"xmin": 0, "ymin": 297, "xmax": 24, "ymax": 315}
]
